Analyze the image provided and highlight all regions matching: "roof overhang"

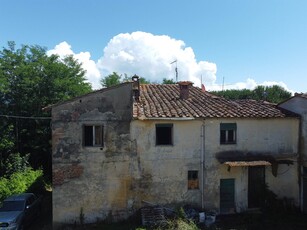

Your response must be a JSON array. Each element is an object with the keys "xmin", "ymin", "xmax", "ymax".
[
  {"xmin": 217, "ymin": 150, "xmax": 297, "ymax": 177},
  {"xmin": 224, "ymin": 161, "xmax": 271, "ymax": 167},
  {"xmin": 216, "ymin": 150, "xmax": 296, "ymax": 164}
]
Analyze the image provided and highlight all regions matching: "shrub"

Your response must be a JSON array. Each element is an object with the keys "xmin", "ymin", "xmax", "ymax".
[
  {"xmin": 1, "ymin": 153, "xmax": 30, "ymax": 178},
  {"xmin": 0, "ymin": 168, "xmax": 43, "ymax": 202}
]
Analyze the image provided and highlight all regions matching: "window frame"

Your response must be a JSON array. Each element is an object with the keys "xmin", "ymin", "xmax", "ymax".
[
  {"xmin": 83, "ymin": 124, "xmax": 104, "ymax": 147},
  {"xmin": 188, "ymin": 170, "xmax": 199, "ymax": 190},
  {"xmin": 220, "ymin": 123, "xmax": 237, "ymax": 145},
  {"xmin": 155, "ymin": 123, "xmax": 173, "ymax": 146}
]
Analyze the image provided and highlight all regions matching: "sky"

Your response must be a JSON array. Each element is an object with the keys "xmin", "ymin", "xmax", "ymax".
[{"xmin": 1, "ymin": 0, "xmax": 306, "ymax": 93}]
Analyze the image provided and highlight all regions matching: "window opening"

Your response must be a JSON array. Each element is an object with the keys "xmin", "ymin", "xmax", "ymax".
[
  {"xmin": 220, "ymin": 123, "xmax": 236, "ymax": 144},
  {"xmin": 188, "ymin": 170, "xmax": 199, "ymax": 190},
  {"xmin": 84, "ymin": 125, "xmax": 103, "ymax": 147},
  {"xmin": 156, "ymin": 124, "xmax": 173, "ymax": 145}
]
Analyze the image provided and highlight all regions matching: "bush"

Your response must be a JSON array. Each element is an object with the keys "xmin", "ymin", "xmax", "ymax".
[
  {"xmin": 0, "ymin": 168, "xmax": 43, "ymax": 202},
  {"xmin": 0, "ymin": 177, "xmax": 10, "ymax": 201},
  {"xmin": 158, "ymin": 218, "xmax": 199, "ymax": 230}
]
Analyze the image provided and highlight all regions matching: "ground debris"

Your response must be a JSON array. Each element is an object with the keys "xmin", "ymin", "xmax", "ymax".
[{"xmin": 141, "ymin": 206, "xmax": 166, "ymax": 226}]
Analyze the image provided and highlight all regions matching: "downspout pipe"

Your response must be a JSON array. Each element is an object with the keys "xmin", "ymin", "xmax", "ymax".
[{"xmin": 201, "ymin": 124, "xmax": 205, "ymax": 209}]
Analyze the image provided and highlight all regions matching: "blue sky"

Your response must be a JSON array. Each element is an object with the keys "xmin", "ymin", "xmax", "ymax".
[{"xmin": 1, "ymin": 0, "xmax": 306, "ymax": 93}]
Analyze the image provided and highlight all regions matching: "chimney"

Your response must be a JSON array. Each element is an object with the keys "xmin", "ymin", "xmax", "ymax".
[
  {"xmin": 178, "ymin": 81, "xmax": 193, "ymax": 100},
  {"xmin": 132, "ymin": 74, "xmax": 140, "ymax": 101}
]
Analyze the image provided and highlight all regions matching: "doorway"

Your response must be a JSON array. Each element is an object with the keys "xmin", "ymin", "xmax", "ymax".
[
  {"xmin": 248, "ymin": 166, "xmax": 265, "ymax": 208},
  {"xmin": 220, "ymin": 178, "xmax": 235, "ymax": 213}
]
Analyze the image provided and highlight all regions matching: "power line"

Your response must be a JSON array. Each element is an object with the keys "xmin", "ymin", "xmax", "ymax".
[{"xmin": 0, "ymin": 114, "xmax": 51, "ymax": 120}]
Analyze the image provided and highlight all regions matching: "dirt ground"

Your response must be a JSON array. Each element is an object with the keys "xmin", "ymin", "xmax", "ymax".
[{"xmin": 30, "ymin": 194, "xmax": 307, "ymax": 230}]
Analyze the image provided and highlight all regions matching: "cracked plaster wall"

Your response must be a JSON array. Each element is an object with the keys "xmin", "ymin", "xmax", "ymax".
[
  {"xmin": 130, "ymin": 120, "xmax": 203, "ymax": 207},
  {"xmin": 203, "ymin": 118, "xmax": 300, "ymax": 213},
  {"xmin": 52, "ymin": 83, "xmax": 141, "ymax": 225}
]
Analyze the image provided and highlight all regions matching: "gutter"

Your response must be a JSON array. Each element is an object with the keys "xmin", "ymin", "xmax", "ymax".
[{"xmin": 143, "ymin": 117, "xmax": 195, "ymax": 121}]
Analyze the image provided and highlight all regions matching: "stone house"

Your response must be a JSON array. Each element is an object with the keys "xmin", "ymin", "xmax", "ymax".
[
  {"xmin": 50, "ymin": 76, "xmax": 300, "ymax": 226},
  {"xmin": 278, "ymin": 93, "xmax": 307, "ymax": 213}
]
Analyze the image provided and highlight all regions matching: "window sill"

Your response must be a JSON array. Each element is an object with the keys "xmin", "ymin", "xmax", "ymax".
[{"xmin": 83, "ymin": 146, "xmax": 104, "ymax": 150}]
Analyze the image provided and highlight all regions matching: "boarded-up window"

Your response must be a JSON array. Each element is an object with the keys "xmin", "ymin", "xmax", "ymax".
[
  {"xmin": 188, "ymin": 170, "xmax": 199, "ymax": 190},
  {"xmin": 220, "ymin": 123, "xmax": 236, "ymax": 144},
  {"xmin": 156, "ymin": 124, "xmax": 173, "ymax": 145},
  {"xmin": 83, "ymin": 125, "xmax": 103, "ymax": 147}
]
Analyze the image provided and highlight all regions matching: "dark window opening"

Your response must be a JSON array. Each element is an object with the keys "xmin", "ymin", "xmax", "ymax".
[
  {"xmin": 220, "ymin": 123, "xmax": 236, "ymax": 144},
  {"xmin": 228, "ymin": 130, "xmax": 234, "ymax": 142},
  {"xmin": 220, "ymin": 130, "xmax": 226, "ymax": 143},
  {"xmin": 188, "ymin": 170, "xmax": 199, "ymax": 190},
  {"xmin": 156, "ymin": 124, "xmax": 173, "ymax": 145},
  {"xmin": 84, "ymin": 125, "xmax": 103, "ymax": 147}
]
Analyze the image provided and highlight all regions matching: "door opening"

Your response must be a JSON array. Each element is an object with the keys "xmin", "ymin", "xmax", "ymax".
[{"xmin": 248, "ymin": 166, "xmax": 265, "ymax": 208}]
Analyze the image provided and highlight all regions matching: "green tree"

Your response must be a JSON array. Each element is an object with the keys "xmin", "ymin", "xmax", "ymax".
[
  {"xmin": 100, "ymin": 72, "xmax": 121, "ymax": 87},
  {"xmin": 252, "ymin": 85, "xmax": 291, "ymax": 103},
  {"xmin": 101, "ymin": 72, "xmax": 150, "ymax": 87},
  {"xmin": 0, "ymin": 41, "xmax": 92, "ymax": 179},
  {"xmin": 1, "ymin": 153, "xmax": 30, "ymax": 178},
  {"xmin": 139, "ymin": 77, "xmax": 150, "ymax": 84},
  {"xmin": 211, "ymin": 85, "xmax": 291, "ymax": 103},
  {"xmin": 162, "ymin": 78, "xmax": 176, "ymax": 84},
  {"xmin": 211, "ymin": 89, "xmax": 253, "ymax": 100}
]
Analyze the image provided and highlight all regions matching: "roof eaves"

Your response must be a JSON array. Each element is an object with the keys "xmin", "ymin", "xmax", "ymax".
[{"xmin": 43, "ymin": 82, "xmax": 132, "ymax": 111}]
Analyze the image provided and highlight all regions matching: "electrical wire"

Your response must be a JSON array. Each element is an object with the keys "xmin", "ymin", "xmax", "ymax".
[{"xmin": 0, "ymin": 114, "xmax": 51, "ymax": 120}]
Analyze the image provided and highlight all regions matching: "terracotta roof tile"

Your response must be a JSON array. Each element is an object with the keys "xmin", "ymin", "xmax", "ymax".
[{"xmin": 133, "ymin": 84, "xmax": 298, "ymax": 119}]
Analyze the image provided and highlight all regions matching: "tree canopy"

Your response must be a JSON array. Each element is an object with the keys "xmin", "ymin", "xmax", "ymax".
[
  {"xmin": 101, "ymin": 72, "xmax": 152, "ymax": 87},
  {"xmin": 210, "ymin": 85, "xmax": 292, "ymax": 103},
  {"xmin": 0, "ymin": 41, "xmax": 92, "ymax": 179},
  {"xmin": 162, "ymin": 78, "xmax": 176, "ymax": 84},
  {"xmin": 101, "ymin": 73, "xmax": 179, "ymax": 87},
  {"xmin": 100, "ymin": 72, "xmax": 122, "ymax": 87}
]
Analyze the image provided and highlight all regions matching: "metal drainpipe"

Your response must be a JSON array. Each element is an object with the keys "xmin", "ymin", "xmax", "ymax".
[{"xmin": 201, "ymin": 123, "xmax": 205, "ymax": 210}]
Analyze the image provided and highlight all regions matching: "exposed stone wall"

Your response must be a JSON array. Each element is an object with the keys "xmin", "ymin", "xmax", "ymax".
[{"xmin": 52, "ymin": 83, "xmax": 138, "ymax": 225}]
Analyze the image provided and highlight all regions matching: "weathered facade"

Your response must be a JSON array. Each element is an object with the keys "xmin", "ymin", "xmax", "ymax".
[
  {"xmin": 278, "ymin": 93, "xmax": 307, "ymax": 213},
  {"xmin": 52, "ymin": 82, "xmax": 138, "ymax": 225},
  {"xmin": 51, "ymin": 78, "xmax": 301, "ymax": 226}
]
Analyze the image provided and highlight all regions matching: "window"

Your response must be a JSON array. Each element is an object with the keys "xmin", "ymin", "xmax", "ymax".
[
  {"xmin": 156, "ymin": 124, "xmax": 173, "ymax": 145},
  {"xmin": 188, "ymin": 170, "xmax": 199, "ymax": 190},
  {"xmin": 220, "ymin": 123, "xmax": 236, "ymax": 144},
  {"xmin": 83, "ymin": 125, "xmax": 103, "ymax": 147}
]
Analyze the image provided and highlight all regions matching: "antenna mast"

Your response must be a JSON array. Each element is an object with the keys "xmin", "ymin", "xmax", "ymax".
[{"xmin": 170, "ymin": 60, "xmax": 178, "ymax": 82}]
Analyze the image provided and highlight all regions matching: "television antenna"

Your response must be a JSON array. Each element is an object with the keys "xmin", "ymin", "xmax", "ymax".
[{"xmin": 170, "ymin": 60, "xmax": 178, "ymax": 82}]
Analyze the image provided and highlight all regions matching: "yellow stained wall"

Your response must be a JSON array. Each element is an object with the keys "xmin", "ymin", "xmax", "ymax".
[
  {"xmin": 132, "ymin": 117, "xmax": 300, "ymax": 213},
  {"xmin": 203, "ymin": 117, "xmax": 300, "ymax": 212},
  {"xmin": 130, "ymin": 119, "xmax": 204, "ymax": 206},
  {"xmin": 53, "ymin": 114, "xmax": 300, "ymax": 225}
]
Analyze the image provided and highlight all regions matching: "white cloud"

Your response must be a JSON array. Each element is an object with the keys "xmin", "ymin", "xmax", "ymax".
[
  {"xmin": 46, "ymin": 42, "xmax": 74, "ymax": 57},
  {"xmin": 97, "ymin": 31, "xmax": 217, "ymax": 87},
  {"xmin": 206, "ymin": 77, "xmax": 293, "ymax": 94},
  {"xmin": 47, "ymin": 32, "xmax": 293, "ymax": 94},
  {"xmin": 47, "ymin": 41, "xmax": 101, "ymax": 89}
]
